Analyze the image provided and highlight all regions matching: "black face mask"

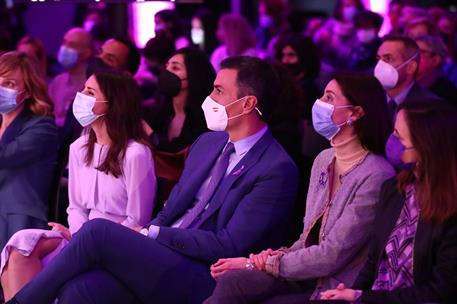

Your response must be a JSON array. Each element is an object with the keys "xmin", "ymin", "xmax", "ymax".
[
  {"xmin": 158, "ymin": 70, "xmax": 182, "ymax": 97},
  {"xmin": 283, "ymin": 63, "xmax": 303, "ymax": 77}
]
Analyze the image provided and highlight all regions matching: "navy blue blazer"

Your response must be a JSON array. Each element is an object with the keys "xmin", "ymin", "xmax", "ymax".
[
  {"xmin": 0, "ymin": 108, "xmax": 58, "ymax": 225},
  {"xmin": 150, "ymin": 130, "xmax": 298, "ymax": 263}
]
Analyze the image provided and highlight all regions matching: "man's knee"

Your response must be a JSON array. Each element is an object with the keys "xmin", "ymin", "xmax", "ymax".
[
  {"xmin": 57, "ymin": 271, "xmax": 136, "ymax": 304},
  {"xmin": 77, "ymin": 218, "xmax": 116, "ymax": 238}
]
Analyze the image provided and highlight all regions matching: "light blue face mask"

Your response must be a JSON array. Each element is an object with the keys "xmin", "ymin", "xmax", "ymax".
[
  {"xmin": 72, "ymin": 92, "xmax": 108, "ymax": 127},
  {"xmin": 58, "ymin": 45, "xmax": 79, "ymax": 69},
  {"xmin": 0, "ymin": 86, "xmax": 23, "ymax": 114},
  {"xmin": 312, "ymin": 99, "xmax": 353, "ymax": 140}
]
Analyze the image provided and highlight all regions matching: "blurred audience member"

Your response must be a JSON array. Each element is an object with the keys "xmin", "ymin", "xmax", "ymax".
[
  {"xmin": 256, "ymin": 0, "xmax": 288, "ymax": 50},
  {"xmin": 16, "ymin": 36, "xmax": 47, "ymax": 81},
  {"xmin": 387, "ymin": 0, "xmax": 405, "ymax": 35},
  {"xmin": 154, "ymin": 9, "xmax": 190, "ymax": 50},
  {"xmin": 415, "ymin": 35, "xmax": 457, "ymax": 105},
  {"xmin": 274, "ymin": 34, "xmax": 320, "ymax": 120},
  {"xmin": 191, "ymin": 9, "xmax": 218, "ymax": 56},
  {"xmin": 441, "ymin": 13, "xmax": 457, "ymax": 87},
  {"xmin": 314, "ymin": 0, "xmax": 365, "ymax": 69},
  {"xmin": 438, "ymin": 12, "xmax": 455, "ymax": 47},
  {"xmin": 397, "ymin": 4, "xmax": 428, "ymax": 35},
  {"xmin": 0, "ymin": 52, "xmax": 58, "ymax": 250},
  {"xmin": 82, "ymin": 8, "xmax": 110, "ymax": 52},
  {"xmin": 428, "ymin": 6, "xmax": 446, "ymax": 26},
  {"xmin": 48, "ymin": 28, "xmax": 93, "ymax": 127},
  {"xmin": 211, "ymin": 14, "xmax": 257, "ymax": 71},
  {"xmin": 96, "ymin": 35, "xmax": 140, "ymax": 75},
  {"xmin": 405, "ymin": 17, "xmax": 438, "ymax": 39},
  {"xmin": 348, "ymin": 10, "xmax": 383, "ymax": 71}
]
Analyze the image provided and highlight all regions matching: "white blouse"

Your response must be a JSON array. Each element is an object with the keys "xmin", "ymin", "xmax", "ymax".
[{"xmin": 67, "ymin": 136, "xmax": 156, "ymax": 233}]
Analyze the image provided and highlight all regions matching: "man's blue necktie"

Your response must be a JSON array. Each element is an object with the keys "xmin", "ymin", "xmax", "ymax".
[{"xmin": 179, "ymin": 142, "xmax": 235, "ymax": 228}]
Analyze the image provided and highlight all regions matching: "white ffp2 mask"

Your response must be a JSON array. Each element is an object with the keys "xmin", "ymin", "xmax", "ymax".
[{"xmin": 201, "ymin": 95, "xmax": 261, "ymax": 131}]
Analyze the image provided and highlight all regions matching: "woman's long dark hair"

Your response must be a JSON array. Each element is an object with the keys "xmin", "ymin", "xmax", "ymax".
[
  {"xmin": 397, "ymin": 100, "xmax": 457, "ymax": 224},
  {"xmin": 333, "ymin": 73, "xmax": 391, "ymax": 155},
  {"xmin": 84, "ymin": 70, "xmax": 152, "ymax": 178},
  {"xmin": 153, "ymin": 47, "xmax": 215, "ymax": 151},
  {"xmin": 176, "ymin": 47, "xmax": 216, "ymax": 114}
]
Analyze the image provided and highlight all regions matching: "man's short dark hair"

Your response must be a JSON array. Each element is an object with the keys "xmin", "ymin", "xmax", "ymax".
[
  {"xmin": 220, "ymin": 56, "xmax": 280, "ymax": 121},
  {"xmin": 113, "ymin": 35, "xmax": 141, "ymax": 75},
  {"xmin": 382, "ymin": 35, "xmax": 420, "ymax": 63}
]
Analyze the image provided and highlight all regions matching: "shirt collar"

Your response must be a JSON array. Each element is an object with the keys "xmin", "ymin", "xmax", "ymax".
[
  {"xmin": 388, "ymin": 81, "xmax": 415, "ymax": 105},
  {"xmin": 228, "ymin": 125, "xmax": 268, "ymax": 157}
]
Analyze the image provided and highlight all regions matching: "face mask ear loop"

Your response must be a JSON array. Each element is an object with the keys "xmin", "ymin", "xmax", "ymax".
[
  {"xmin": 396, "ymin": 52, "xmax": 420, "ymax": 70},
  {"xmin": 334, "ymin": 105, "xmax": 355, "ymax": 127}
]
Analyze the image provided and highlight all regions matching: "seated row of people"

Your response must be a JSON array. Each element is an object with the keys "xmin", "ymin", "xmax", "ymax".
[{"xmin": 1, "ymin": 55, "xmax": 455, "ymax": 304}]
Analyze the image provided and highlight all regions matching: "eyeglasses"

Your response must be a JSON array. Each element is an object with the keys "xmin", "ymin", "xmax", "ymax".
[{"xmin": 419, "ymin": 49, "xmax": 436, "ymax": 57}]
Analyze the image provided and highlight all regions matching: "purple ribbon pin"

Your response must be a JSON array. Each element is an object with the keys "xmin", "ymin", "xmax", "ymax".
[
  {"xmin": 319, "ymin": 171, "xmax": 327, "ymax": 186},
  {"xmin": 232, "ymin": 165, "xmax": 245, "ymax": 176}
]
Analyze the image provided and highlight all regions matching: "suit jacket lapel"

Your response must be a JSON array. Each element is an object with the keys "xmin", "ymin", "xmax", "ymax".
[
  {"xmin": 165, "ymin": 134, "xmax": 228, "ymax": 223},
  {"xmin": 197, "ymin": 131, "xmax": 274, "ymax": 224},
  {"xmin": 413, "ymin": 219, "xmax": 435, "ymax": 283},
  {"xmin": 376, "ymin": 188, "xmax": 405, "ymax": 263}
]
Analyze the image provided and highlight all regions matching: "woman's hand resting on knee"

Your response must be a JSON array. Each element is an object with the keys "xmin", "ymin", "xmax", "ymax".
[
  {"xmin": 210, "ymin": 257, "xmax": 248, "ymax": 279},
  {"xmin": 48, "ymin": 222, "xmax": 71, "ymax": 241}
]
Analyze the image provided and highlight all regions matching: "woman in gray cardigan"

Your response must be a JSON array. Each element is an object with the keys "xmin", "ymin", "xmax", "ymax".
[{"xmin": 204, "ymin": 74, "xmax": 395, "ymax": 303}]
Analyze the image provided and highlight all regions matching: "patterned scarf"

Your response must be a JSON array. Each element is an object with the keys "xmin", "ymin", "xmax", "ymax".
[{"xmin": 372, "ymin": 185, "xmax": 419, "ymax": 291}]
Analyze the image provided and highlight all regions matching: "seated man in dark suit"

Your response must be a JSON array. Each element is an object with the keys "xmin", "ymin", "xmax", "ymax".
[
  {"xmin": 8, "ymin": 56, "xmax": 298, "ymax": 304},
  {"xmin": 374, "ymin": 35, "xmax": 447, "ymax": 171},
  {"xmin": 374, "ymin": 35, "xmax": 442, "ymax": 124}
]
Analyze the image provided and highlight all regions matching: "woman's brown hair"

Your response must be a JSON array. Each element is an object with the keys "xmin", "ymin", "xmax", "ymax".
[
  {"xmin": 333, "ymin": 73, "xmax": 391, "ymax": 155},
  {"xmin": 0, "ymin": 51, "xmax": 53, "ymax": 116},
  {"xmin": 84, "ymin": 70, "xmax": 152, "ymax": 178},
  {"xmin": 397, "ymin": 100, "xmax": 457, "ymax": 224}
]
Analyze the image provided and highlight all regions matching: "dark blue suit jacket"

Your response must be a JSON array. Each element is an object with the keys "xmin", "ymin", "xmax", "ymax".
[
  {"xmin": 151, "ymin": 129, "xmax": 298, "ymax": 263},
  {"xmin": 0, "ymin": 108, "xmax": 58, "ymax": 243}
]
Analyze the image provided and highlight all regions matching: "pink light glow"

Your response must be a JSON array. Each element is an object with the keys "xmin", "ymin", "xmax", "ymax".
[
  {"xmin": 130, "ymin": 1, "xmax": 175, "ymax": 48},
  {"xmin": 366, "ymin": 0, "xmax": 391, "ymax": 36}
]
